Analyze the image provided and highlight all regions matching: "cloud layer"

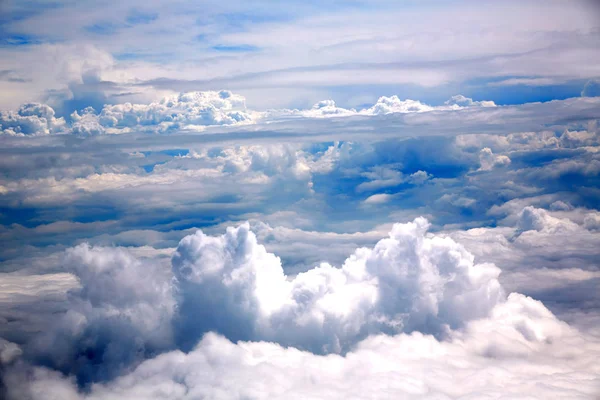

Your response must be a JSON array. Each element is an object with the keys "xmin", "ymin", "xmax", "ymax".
[
  {"xmin": 2, "ymin": 216, "xmax": 599, "ymax": 399},
  {"xmin": 1, "ymin": 90, "xmax": 499, "ymax": 136}
]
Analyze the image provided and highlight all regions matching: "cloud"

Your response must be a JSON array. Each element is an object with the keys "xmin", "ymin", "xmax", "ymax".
[
  {"xmin": 296, "ymin": 94, "xmax": 495, "ymax": 119},
  {"xmin": 0, "ymin": 91, "xmax": 503, "ymax": 136},
  {"xmin": 447, "ymin": 206, "xmax": 600, "ymax": 330},
  {"xmin": 444, "ymin": 94, "xmax": 496, "ymax": 108},
  {"xmin": 582, "ymin": 79, "xmax": 600, "ymax": 97},
  {"xmin": 70, "ymin": 107, "xmax": 105, "ymax": 136},
  {"xmin": 93, "ymin": 90, "xmax": 258, "ymax": 133},
  {"xmin": 25, "ymin": 244, "xmax": 175, "ymax": 383},
  {"xmin": 5, "ymin": 295, "xmax": 600, "ymax": 400},
  {"xmin": 172, "ymin": 218, "xmax": 504, "ymax": 353},
  {"xmin": 478, "ymin": 147, "xmax": 511, "ymax": 171},
  {"xmin": 0, "ymin": 338, "xmax": 21, "ymax": 365},
  {"xmin": 0, "ymin": 103, "xmax": 67, "ymax": 136},
  {"xmin": 1, "ymin": 209, "xmax": 599, "ymax": 398},
  {"xmin": 583, "ymin": 212, "xmax": 600, "ymax": 231},
  {"xmin": 516, "ymin": 206, "xmax": 579, "ymax": 234},
  {"xmin": 363, "ymin": 193, "xmax": 392, "ymax": 204}
]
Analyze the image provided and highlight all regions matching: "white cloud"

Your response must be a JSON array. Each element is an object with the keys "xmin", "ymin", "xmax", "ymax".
[
  {"xmin": 363, "ymin": 193, "xmax": 392, "ymax": 204},
  {"xmin": 6, "ymin": 293, "xmax": 600, "ymax": 400},
  {"xmin": 361, "ymin": 96, "xmax": 434, "ymax": 114},
  {"xmin": 0, "ymin": 91, "xmax": 499, "ymax": 136},
  {"xmin": 447, "ymin": 206, "xmax": 600, "ymax": 328},
  {"xmin": 70, "ymin": 107, "xmax": 105, "ymax": 136},
  {"xmin": 98, "ymin": 90, "xmax": 258, "ymax": 133},
  {"xmin": 1, "ymin": 212, "xmax": 599, "ymax": 398},
  {"xmin": 516, "ymin": 206, "xmax": 579, "ymax": 234},
  {"xmin": 172, "ymin": 218, "xmax": 504, "ymax": 352},
  {"xmin": 26, "ymin": 244, "xmax": 175, "ymax": 381},
  {"xmin": 444, "ymin": 94, "xmax": 496, "ymax": 108},
  {"xmin": 0, "ymin": 103, "xmax": 67, "ymax": 136},
  {"xmin": 478, "ymin": 147, "xmax": 511, "ymax": 171},
  {"xmin": 296, "ymin": 94, "xmax": 495, "ymax": 120},
  {"xmin": 407, "ymin": 170, "xmax": 432, "ymax": 184}
]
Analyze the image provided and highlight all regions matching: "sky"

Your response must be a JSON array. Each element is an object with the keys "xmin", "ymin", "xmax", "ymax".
[{"xmin": 1, "ymin": 0, "xmax": 600, "ymax": 399}]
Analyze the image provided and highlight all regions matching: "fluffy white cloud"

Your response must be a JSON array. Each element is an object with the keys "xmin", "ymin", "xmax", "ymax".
[
  {"xmin": 172, "ymin": 218, "xmax": 504, "ymax": 353},
  {"xmin": 444, "ymin": 94, "xmax": 496, "ymax": 108},
  {"xmin": 361, "ymin": 96, "xmax": 434, "ymax": 114},
  {"xmin": 0, "ymin": 92, "xmax": 595, "ymax": 139},
  {"xmin": 478, "ymin": 147, "xmax": 511, "ymax": 171},
  {"xmin": 516, "ymin": 206, "xmax": 579, "ymax": 234},
  {"xmin": 6, "ymin": 293, "xmax": 600, "ymax": 400},
  {"xmin": 447, "ymin": 206, "xmax": 600, "ymax": 329},
  {"xmin": 1, "ymin": 213, "xmax": 600, "ymax": 399},
  {"xmin": 94, "ymin": 90, "xmax": 258, "ymax": 134},
  {"xmin": 27, "ymin": 244, "xmax": 175, "ymax": 381},
  {"xmin": 297, "ymin": 94, "xmax": 494, "ymax": 119},
  {"xmin": 0, "ymin": 103, "xmax": 67, "ymax": 136},
  {"xmin": 70, "ymin": 107, "xmax": 105, "ymax": 136}
]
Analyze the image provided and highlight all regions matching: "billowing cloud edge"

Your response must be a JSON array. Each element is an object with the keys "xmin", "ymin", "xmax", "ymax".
[
  {"xmin": 1, "ymin": 213, "xmax": 599, "ymax": 399},
  {"xmin": 0, "ymin": 91, "xmax": 498, "ymax": 136}
]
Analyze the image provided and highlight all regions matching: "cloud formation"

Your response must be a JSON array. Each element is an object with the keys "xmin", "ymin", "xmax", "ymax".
[
  {"xmin": 0, "ymin": 91, "xmax": 498, "ymax": 136},
  {"xmin": 2, "ymin": 217, "xmax": 599, "ymax": 399},
  {"xmin": 0, "ymin": 103, "xmax": 67, "ymax": 136},
  {"xmin": 172, "ymin": 218, "xmax": 503, "ymax": 352}
]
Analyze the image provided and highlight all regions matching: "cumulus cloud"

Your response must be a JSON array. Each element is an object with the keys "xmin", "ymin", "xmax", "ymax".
[
  {"xmin": 478, "ymin": 147, "xmax": 511, "ymax": 171},
  {"xmin": 447, "ymin": 206, "xmax": 600, "ymax": 330},
  {"xmin": 582, "ymin": 79, "xmax": 600, "ymax": 97},
  {"xmin": 70, "ymin": 107, "xmax": 105, "ymax": 136},
  {"xmin": 0, "ymin": 91, "xmax": 504, "ymax": 136},
  {"xmin": 297, "ymin": 94, "xmax": 495, "ymax": 119},
  {"xmin": 94, "ymin": 90, "xmax": 258, "ymax": 134},
  {"xmin": 4, "ymin": 274, "xmax": 600, "ymax": 399},
  {"xmin": 1, "ymin": 88, "xmax": 600, "ymax": 399},
  {"xmin": 0, "ymin": 103, "xmax": 67, "ymax": 136},
  {"xmin": 361, "ymin": 95, "xmax": 434, "ymax": 114},
  {"xmin": 1, "ymin": 213, "xmax": 599, "ymax": 398},
  {"xmin": 26, "ymin": 244, "xmax": 175, "ymax": 383},
  {"xmin": 444, "ymin": 94, "xmax": 496, "ymax": 108},
  {"xmin": 173, "ymin": 218, "xmax": 504, "ymax": 353},
  {"xmin": 583, "ymin": 212, "xmax": 600, "ymax": 231},
  {"xmin": 516, "ymin": 206, "xmax": 579, "ymax": 234}
]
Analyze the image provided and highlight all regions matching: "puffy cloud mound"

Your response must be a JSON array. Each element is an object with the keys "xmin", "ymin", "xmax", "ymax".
[
  {"xmin": 0, "ymin": 92, "xmax": 502, "ymax": 135},
  {"xmin": 172, "ymin": 218, "xmax": 504, "ymax": 353},
  {"xmin": 299, "ymin": 100, "xmax": 357, "ymax": 118},
  {"xmin": 28, "ymin": 244, "xmax": 174, "ymax": 383},
  {"xmin": 2, "ymin": 216, "xmax": 600, "ymax": 399},
  {"xmin": 1, "ymin": 91, "xmax": 258, "ymax": 136},
  {"xmin": 70, "ymin": 107, "xmax": 105, "ymax": 136},
  {"xmin": 6, "ymin": 293, "xmax": 599, "ymax": 400},
  {"xmin": 0, "ymin": 103, "xmax": 67, "ymax": 136},
  {"xmin": 478, "ymin": 147, "xmax": 511, "ymax": 171},
  {"xmin": 584, "ymin": 212, "xmax": 600, "ymax": 231},
  {"xmin": 285, "ymin": 94, "xmax": 497, "ymax": 119},
  {"xmin": 361, "ymin": 96, "xmax": 434, "ymax": 115},
  {"xmin": 94, "ymin": 90, "xmax": 257, "ymax": 133},
  {"xmin": 516, "ymin": 206, "xmax": 579, "ymax": 234},
  {"xmin": 444, "ymin": 94, "xmax": 497, "ymax": 108}
]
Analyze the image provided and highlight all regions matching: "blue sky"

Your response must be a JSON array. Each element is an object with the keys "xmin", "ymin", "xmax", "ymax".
[{"xmin": 1, "ymin": 1, "xmax": 600, "ymax": 399}]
